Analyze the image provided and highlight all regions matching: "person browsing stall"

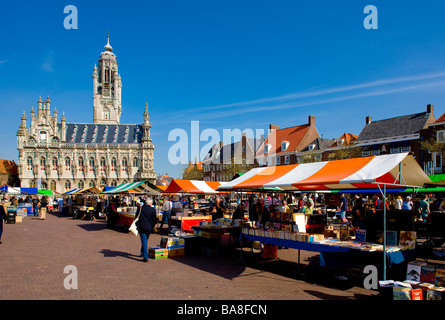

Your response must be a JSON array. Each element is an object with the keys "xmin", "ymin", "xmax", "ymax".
[
  {"xmin": 135, "ymin": 198, "xmax": 158, "ymax": 262},
  {"xmin": 213, "ymin": 196, "xmax": 226, "ymax": 220}
]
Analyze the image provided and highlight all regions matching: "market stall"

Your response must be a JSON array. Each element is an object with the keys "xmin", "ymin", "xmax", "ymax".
[
  {"xmin": 101, "ymin": 180, "xmax": 164, "ymax": 227},
  {"xmin": 218, "ymin": 153, "xmax": 431, "ymax": 279},
  {"xmin": 164, "ymin": 179, "xmax": 228, "ymax": 234},
  {"xmin": 63, "ymin": 187, "xmax": 102, "ymax": 219}
]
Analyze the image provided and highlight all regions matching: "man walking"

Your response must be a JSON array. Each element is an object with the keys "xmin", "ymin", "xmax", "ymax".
[
  {"xmin": 135, "ymin": 198, "xmax": 158, "ymax": 262},
  {"xmin": 160, "ymin": 197, "xmax": 172, "ymax": 230}
]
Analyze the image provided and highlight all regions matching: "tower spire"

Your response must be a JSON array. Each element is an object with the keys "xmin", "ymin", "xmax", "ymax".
[{"xmin": 104, "ymin": 31, "xmax": 113, "ymax": 52}]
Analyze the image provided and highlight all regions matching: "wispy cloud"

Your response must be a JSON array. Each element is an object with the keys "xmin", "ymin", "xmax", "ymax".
[
  {"xmin": 166, "ymin": 71, "xmax": 445, "ymax": 121},
  {"xmin": 41, "ymin": 51, "xmax": 54, "ymax": 72}
]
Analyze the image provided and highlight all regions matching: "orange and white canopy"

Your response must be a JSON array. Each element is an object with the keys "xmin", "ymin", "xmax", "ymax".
[
  {"xmin": 164, "ymin": 179, "xmax": 228, "ymax": 194},
  {"xmin": 217, "ymin": 153, "xmax": 430, "ymax": 191}
]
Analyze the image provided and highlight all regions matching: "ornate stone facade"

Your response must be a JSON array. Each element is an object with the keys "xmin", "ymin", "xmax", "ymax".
[{"xmin": 16, "ymin": 37, "xmax": 156, "ymax": 193}]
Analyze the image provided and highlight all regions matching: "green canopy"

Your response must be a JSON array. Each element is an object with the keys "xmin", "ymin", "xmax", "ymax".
[
  {"xmin": 101, "ymin": 180, "xmax": 162, "ymax": 195},
  {"xmin": 425, "ymin": 174, "xmax": 445, "ymax": 187},
  {"xmin": 38, "ymin": 190, "xmax": 53, "ymax": 195}
]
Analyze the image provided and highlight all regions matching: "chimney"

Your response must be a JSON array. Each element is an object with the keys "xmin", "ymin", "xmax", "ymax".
[
  {"xmin": 308, "ymin": 115, "xmax": 315, "ymax": 127},
  {"xmin": 219, "ymin": 141, "xmax": 224, "ymax": 148},
  {"xmin": 366, "ymin": 116, "xmax": 372, "ymax": 125},
  {"xmin": 269, "ymin": 124, "xmax": 279, "ymax": 131},
  {"xmin": 427, "ymin": 104, "xmax": 433, "ymax": 114}
]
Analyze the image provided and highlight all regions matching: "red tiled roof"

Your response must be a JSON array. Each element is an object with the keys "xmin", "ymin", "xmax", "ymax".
[
  {"xmin": 258, "ymin": 124, "xmax": 310, "ymax": 154},
  {"xmin": 435, "ymin": 113, "xmax": 445, "ymax": 123},
  {"xmin": 330, "ymin": 133, "xmax": 358, "ymax": 147},
  {"xmin": 0, "ymin": 160, "xmax": 18, "ymax": 175}
]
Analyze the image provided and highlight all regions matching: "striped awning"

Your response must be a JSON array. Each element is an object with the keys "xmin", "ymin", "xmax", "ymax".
[
  {"xmin": 63, "ymin": 188, "xmax": 83, "ymax": 195},
  {"xmin": 101, "ymin": 181, "xmax": 162, "ymax": 195},
  {"xmin": 164, "ymin": 179, "xmax": 227, "ymax": 194},
  {"xmin": 62, "ymin": 187, "xmax": 102, "ymax": 195},
  {"xmin": 218, "ymin": 153, "xmax": 431, "ymax": 191}
]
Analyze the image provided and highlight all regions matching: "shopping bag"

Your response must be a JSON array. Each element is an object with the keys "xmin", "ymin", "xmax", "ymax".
[{"xmin": 129, "ymin": 218, "xmax": 138, "ymax": 236}]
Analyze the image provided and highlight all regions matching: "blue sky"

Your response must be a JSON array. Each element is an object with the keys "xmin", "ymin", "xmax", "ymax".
[{"xmin": 2, "ymin": 1, "xmax": 445, "ymax": 178}]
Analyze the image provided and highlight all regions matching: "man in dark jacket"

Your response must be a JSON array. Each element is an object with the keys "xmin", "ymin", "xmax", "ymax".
[{"xmin": 135, "ymin": 198, "xmax": 158, "ymax": 262}]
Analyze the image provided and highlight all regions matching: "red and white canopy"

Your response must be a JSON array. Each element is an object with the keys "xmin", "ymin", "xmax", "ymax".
[
  {"xmin": 164, "ymin": 179, "xmax": 228, "ymax": 194},
  {"xmin": 218, "ymin": 153, "xmax": 430, "ymax": 191}
]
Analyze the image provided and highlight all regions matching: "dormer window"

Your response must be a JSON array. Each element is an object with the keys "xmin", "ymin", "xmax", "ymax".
[
  {"xmin": 281, "ymin": 141, "xmax": 290, "ymax": 151},
  {"xmin": 308, "ymin": 144, "xmax": 315, "ymax": 151},
  {"xmin": 337, "ymin": 139, "xmax": 345, "ymax": 147},
  {"xmin": 264, "ymin": 144, "xmax": 272, "ymax": 153}
]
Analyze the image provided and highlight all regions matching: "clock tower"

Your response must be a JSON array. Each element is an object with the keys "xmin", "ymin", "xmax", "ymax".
[{"xmin": 93, "ymin": 34, "xmax": 122, "ymax": 124}]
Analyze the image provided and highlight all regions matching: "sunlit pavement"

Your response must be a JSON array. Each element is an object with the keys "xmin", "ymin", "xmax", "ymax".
[{"xmin": 0, "ymin": 212, "xmax": 375, "ymax": 300}]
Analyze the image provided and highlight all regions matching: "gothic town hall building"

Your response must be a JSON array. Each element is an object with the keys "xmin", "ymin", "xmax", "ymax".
[{"xmin": 16, "ymin": 37, "xmax": 156, "ymax": 193}]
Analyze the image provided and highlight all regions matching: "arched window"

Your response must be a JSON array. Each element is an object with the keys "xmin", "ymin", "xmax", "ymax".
[
  {"xmin": 65, "ymin": 180, "xmax": 71, "ymax": 191},
  {"xmin": 89, "ymin": 180, "xmax": 96, "ymax": 187},
  {"xmin": 78, "ymin": 181, "xmax": 84, "ymax": 189},
  {"xmin": 100, "ymin": 179, "xmax": 107, "ymax": 186},
  {"xmin": 89, "ymin": 158, "xmax": 95, "ymax": 171},
  {"xmin": 111, "ymin": 180, "xmax": 117, "ymax": 187},
  {"xmin": 100, "ymin": 158, "xmax": 106, "ymax": 171},
  {"xmin": 122, "ymin": 158, "xmax": 127, "ymax": 171},
  {"xmin": 52, "ymin": 158, "xmax": 58, "ymax": 170},
  {"xmin": 65, "ymin": 157, "xmax": 71, "ymax": 171},
  {"xmin": 132, "ymin": 158, "xmax": 138, "ymax": 168},
  {"xmin": 104, "ymin": 107, "xmax": 110, "ymax": 120},
  {"xmin": 29, "ymin": 180, "xmax": 36, "ymax": 188},
  {"xmin": 40, "ymin": 157, "xmax": 46, "ymax": 171},
  {"xmin": 78, "ymin": 157, "xmax": 84, "ymax": 171},
  {"xmin": 41, "ymin": 182, "xmax": 47, "ymax": 189},
  {"xmin": 50, "ymin": 181, "xmax": 56, "ymax": 191},
  {"xmin": 27, "ymin": 157, "xmax": 33, "ymax": 171},
  {"xmin": 39, "ymin": 130, "xmax": 47, "ymax": 142},
  {"xmin": 111, "ymin": 158, "xmax": 117, "ymax": 171}
]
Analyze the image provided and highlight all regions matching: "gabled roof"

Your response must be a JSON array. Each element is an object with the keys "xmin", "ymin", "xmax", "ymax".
[
  {"xmin": 330, "ymin": 133, "xmax": 358, "ymax": 147},
  {"xmin": 203, "ymin": 138, "xmax": 263, "ymax": 163},
  {"xmin": 434, "ymin": 113, "xmax": 445, "ymax": 124},
  {"xmin": 300, "ymin": 137, "xmax": 336, "ymax": 153},
  {"xmin": 257, "ymin": 124, "xmax": 310, "ymax": 155},
  {"xmin": 356, "ymin": 112, "xmax": 433, "ymax": 142}
]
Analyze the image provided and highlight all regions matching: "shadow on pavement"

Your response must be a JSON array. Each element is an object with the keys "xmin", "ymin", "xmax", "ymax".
[
  {"xmin": 77, "ymin": 221, "xmax": 108, "ymax": 232},
  {"xmin": 99, "ymin": 249, "xmax": 141, "ymax": 262}
]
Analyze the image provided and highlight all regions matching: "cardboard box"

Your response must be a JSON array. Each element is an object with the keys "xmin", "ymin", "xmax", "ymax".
[
  {"xmin": 168, "ymin": 247, "xmax": 185, "ymax": 258},
  {"xmin": 160, "ymin": 237, "xmax": 185, "ymax": 249},
  {"xmin": 149, "ymin": 246, "xmax": 168, "ymax": 260}
]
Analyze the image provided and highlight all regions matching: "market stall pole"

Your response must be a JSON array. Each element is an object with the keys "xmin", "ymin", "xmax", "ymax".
[{"xmin": 217, "ymin": 153, "xmax": 431, "ymax": 280}]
